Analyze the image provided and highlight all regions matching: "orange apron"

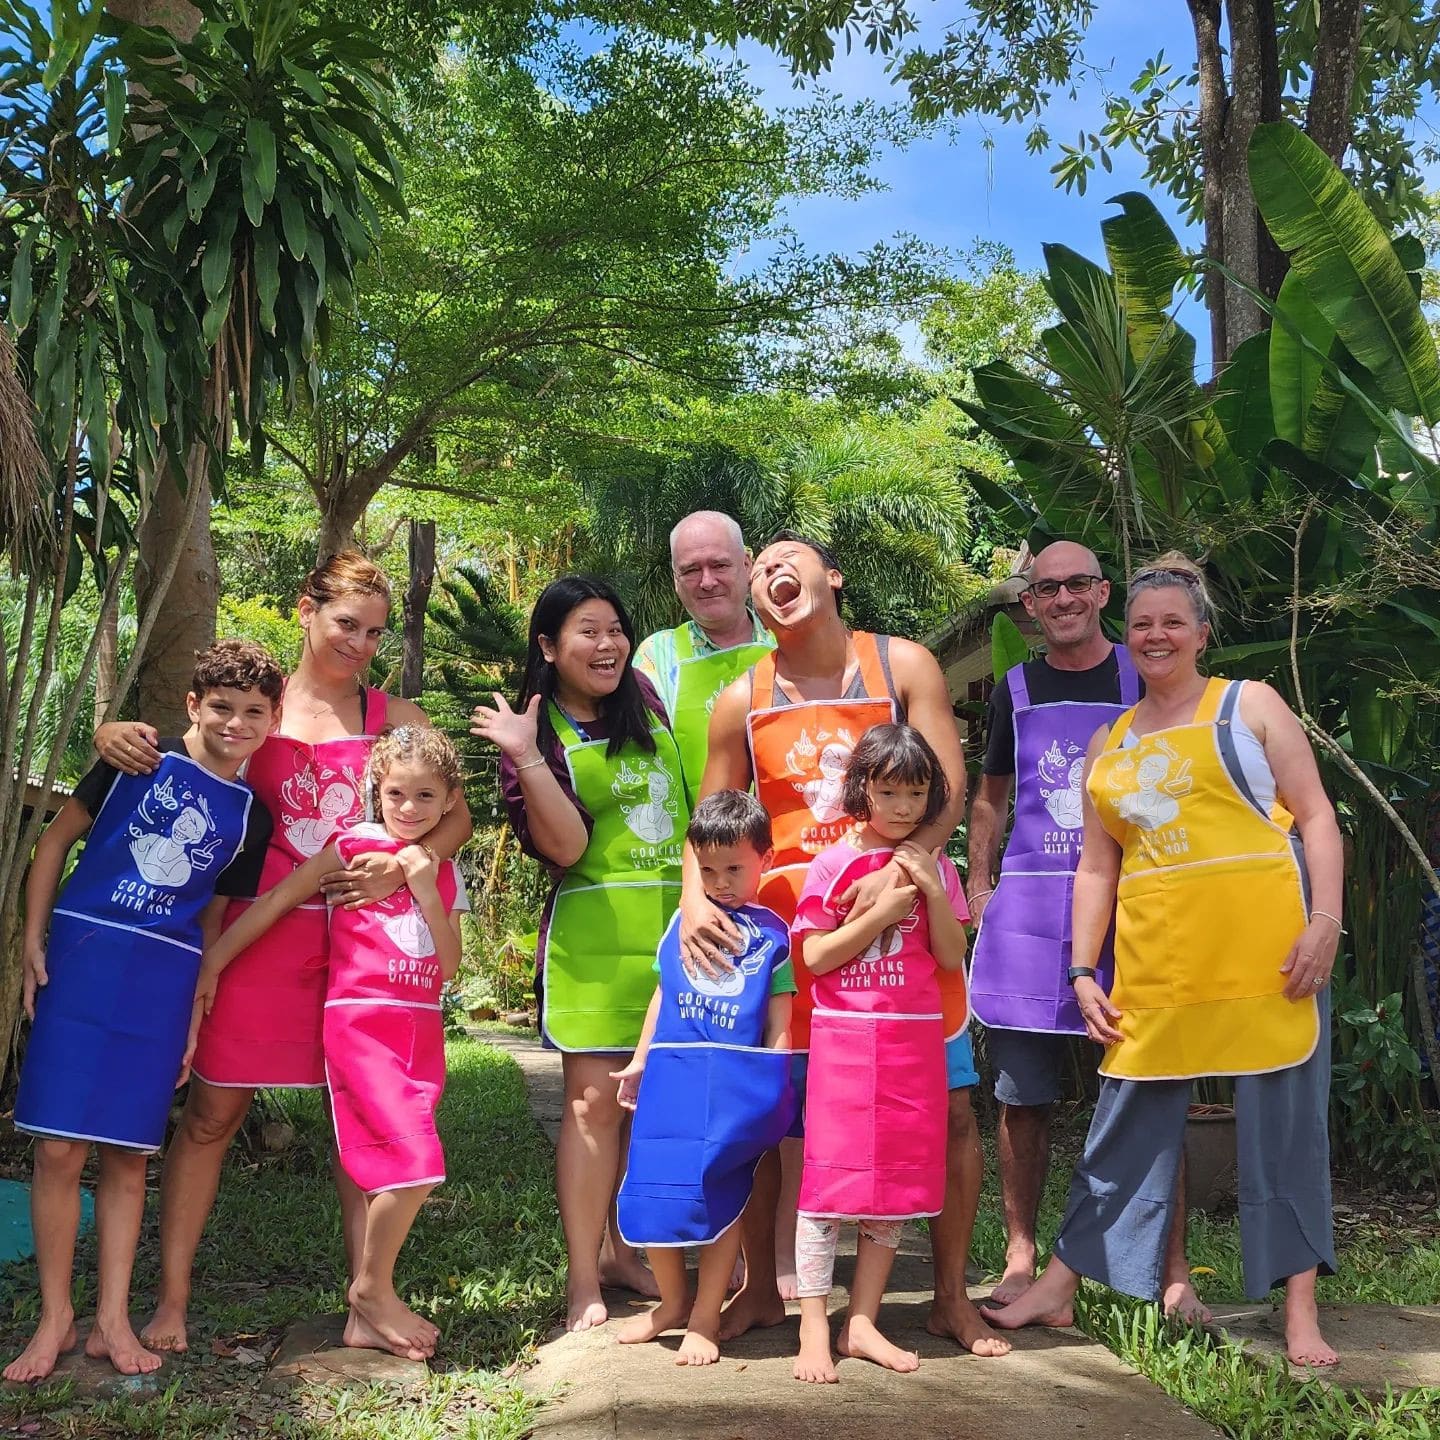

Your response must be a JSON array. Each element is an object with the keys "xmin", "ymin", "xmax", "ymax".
[{"xmin": 746, "ymin": 632, "xmax": 967, "ymax": 1049}]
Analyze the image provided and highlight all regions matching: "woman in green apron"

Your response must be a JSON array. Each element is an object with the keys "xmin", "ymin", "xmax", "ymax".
[{"xmin": 473, "ymin": 576, "xmax": 689, "ymax": 1333}]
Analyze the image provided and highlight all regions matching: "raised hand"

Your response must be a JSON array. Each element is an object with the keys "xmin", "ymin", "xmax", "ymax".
[{"xmin": 470, "ymin": 692, "xmax": 542, "ymax": 761}]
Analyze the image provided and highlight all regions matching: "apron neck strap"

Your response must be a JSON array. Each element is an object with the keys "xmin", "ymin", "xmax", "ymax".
[
  {"xmin": 1193, "ymin": 675, "xmax": 1229, "ymax": 726},
  {"xmin": 1007, "ymin": 661, "xmax": 1030, "ymax": 710},
  {"xmin": 1114, "ymin": 644, "xmax": 1141, "ymax": 704},
  {"xmin": 672, "ymin": 624, "xmax": 697, "ymax": 662}
]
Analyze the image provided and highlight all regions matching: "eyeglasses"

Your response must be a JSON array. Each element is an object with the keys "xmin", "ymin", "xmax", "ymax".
[{"xmin": 1027, "ymin": 574, "xmax": 1104, "ymax": 600}]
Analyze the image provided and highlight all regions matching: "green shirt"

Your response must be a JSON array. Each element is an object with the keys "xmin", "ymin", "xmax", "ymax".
[{"xmin": 633, "ymin": 612, "xmax": 773, "ymax": 720}]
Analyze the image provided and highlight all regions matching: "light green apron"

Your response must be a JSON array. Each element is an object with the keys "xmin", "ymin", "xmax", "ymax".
[
  {"xmin": 540, "ymin": 705, "xmax": 689, "ymax": 1052},
  {"xmin": 670, "ymin": 625, "xmax": 773, "ymax": 807}
]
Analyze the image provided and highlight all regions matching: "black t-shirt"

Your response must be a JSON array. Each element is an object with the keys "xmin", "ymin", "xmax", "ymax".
[
  {"xmin": 73, "ymin": 738, "xmax": 274, "ymax": 898},
  {"xmin": 982, "ymin": 649, "xmax": 1141, "ymax": 775}
]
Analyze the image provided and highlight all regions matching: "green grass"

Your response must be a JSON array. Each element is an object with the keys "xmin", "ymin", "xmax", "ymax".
[
  {"xmin": 960, "ymin": 1107, "xmax": 1440, "ymax": 1440},
  {"xmin": 0, "ymin": 1038, "xmax": 564, "ymax": 1438}
]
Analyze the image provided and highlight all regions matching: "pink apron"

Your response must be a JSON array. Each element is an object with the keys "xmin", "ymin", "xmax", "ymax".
[
  {"xmin": 324, "ymin": 830, "xmax": 459, "ymax": 1194},
  {"xmin": 794, "ymin": 844, "xmax": 955, "ymax": 1220},
  {"xmin": 192, "ymin": 689, "xmax": 387, "ymax": 1088}
]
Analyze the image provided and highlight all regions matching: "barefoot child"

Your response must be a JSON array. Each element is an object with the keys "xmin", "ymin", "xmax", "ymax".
[
  {"xmin": 6, "ymin": 641, "xmax": 282, "ymax": 1383},
  {"xmin": 612, "ymin": 791, "xmax": 795, "ymax": 1365},
  {"xmin": 789, "ymin": 724, "xmax": 970, "ymax": 1384},
  {"xmin": 193, "ymin": 726, "xmax": 466, "ymax": 1362}
]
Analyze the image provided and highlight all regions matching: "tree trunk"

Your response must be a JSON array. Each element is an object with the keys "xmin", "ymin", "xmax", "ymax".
[
  {"xmin": 1189, "ymin": 0, "xmax": 1228, "ymax": 368},
  {"xmin": 135, "ymin": 464, "xmax": 215, "ymax": 732},
  {"xmin": 93, "ymin": 602, "xmax": 119, "ymax": 731},
  {"xmin": 1306, "ymin": 0, "xmax": 1365, "ymax": 163},
  {"xmin": 316, "ymin": 486, "xmax": 369, "ymax": 560},
  {"xmin": 402, "ymin": 519, "xmax": 436, "ymax": 699}
]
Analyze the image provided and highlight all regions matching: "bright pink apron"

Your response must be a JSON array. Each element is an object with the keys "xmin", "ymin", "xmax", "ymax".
[
  {"xmin": 192, "ymin": 690, "xmax": 386, "ymax": 1088},
  {"xmin": 795, "ymin": 844, "xmax": 951, "ymax": 1220},
  {"xmin": 324, "ymin": 829, "xmax": 459, "ymax": 1193}
]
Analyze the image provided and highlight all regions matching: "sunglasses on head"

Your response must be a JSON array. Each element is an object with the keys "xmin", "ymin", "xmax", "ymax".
[{"xmin": 1026, "ymin": 573, "xmax": 1103, "ymax": 599}]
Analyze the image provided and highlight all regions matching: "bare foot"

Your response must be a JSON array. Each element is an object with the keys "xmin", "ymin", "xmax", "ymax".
[
  {"xmin": 1285, "ymin": 1311, "xmax": 1339, "ymax": 1368},
  {"xmin": 85, "ymin": 1315, "xmax": 163, "ymax": 1376},
  {"xmin": 140, "ymin": 1300, "xmax": 189, "ymax": 1354},
  {"xmin": 3, "ymin": 1311, "xmax": 76, "ymax": 1383},
  {"xmin": 987, "ymin": 1255, "xmax": 1037, "ymax": 1307},
  {"xmin": 719, "ymin": 1279, "xmax": 788, "ymax": 1340},
  {"xmin": 599, "ymin": 1253, "xmax": 660, "ymax": 1300},
  {"xmin": 837, "ymin": 1314, "xmax": 919, "ymax": 1373},
  {"xmin": 727, "ymin": 1253, "xmax": 746, "ymax": 1294},
  {"xmin": 1162, "ymin": 1279, "xmax": 1212, "ymax": 1325},
  {"xmin": 792, "ymin": 1312, "xmax": 837, "ymax": 1384},
  {"xmin": 345, "ymin": 1281, "xmax": 435, "ymax": 1361},
  {"xmin": 926, "ymin": 1293, "xmax": 1013, "ymax": 1357},
  {"xmin": 566, "ymin": 1281, "xmax": 609, "ymax": 1333},
  {"xmin": 985, "ymin": 1267, "xmax": 1076, "ymax": 1331},
  {"xmin": 617, "ymin": 1299, "xmax": 690, "ymax": 1345},
  {"xmin": 676, "ymin": 1324, "xmax": 721, "ymax": 1366}
]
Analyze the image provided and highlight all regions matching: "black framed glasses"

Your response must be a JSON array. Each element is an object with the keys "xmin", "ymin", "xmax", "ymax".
[{"xmin": 1027, "ymin": 573, "xmax": 1104, "ymax": 600}]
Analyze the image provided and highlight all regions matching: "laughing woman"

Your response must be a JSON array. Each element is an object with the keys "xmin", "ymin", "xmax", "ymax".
[
  {"xmin": 471, "ymin": 576, "xmax": 689, "ymax": 1331},
  {"xmin": 991, "ymin": 552, "xmax": 1343, "ymax": 1369}
]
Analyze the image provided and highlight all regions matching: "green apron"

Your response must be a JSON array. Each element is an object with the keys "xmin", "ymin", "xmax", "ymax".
[
  {"xmin": 540, "ymin": 705, "xmax": 689, "ymax": 1052},
  {"xmin": 670, "ymin": 625, "xmax": 773, "ymax": 807}
]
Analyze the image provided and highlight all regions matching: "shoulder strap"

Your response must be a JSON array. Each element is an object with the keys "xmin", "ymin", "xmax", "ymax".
[
  {"xmin": 1114, "ymin": 645, "xmax": 1141, "ymax": 704},
  {"xmin": 1193, "ymin": 675, "xmax": 1229, "ymax": 726},
  {"xmin": 751, "ymin": 651, "xmax": 778, "ymax": 709},
  {"xmin": 852, "ymin": 631, "xmax": 889, "ymax": 699},
  {"xmin": 1104, "ymin": 704, "xmax": 1139, "ymax": 749},
  {"xmin": 671, "ymin": 624, "xmax": 695, "ymax": 662},
  {"xmin": 548, "ymin": 701, "xmax": 582, "ymax": 747},
  {"xmin": 365, "ymin": 687, "xmax": 388, "ymax": 733},
  {"xmin": 1007, "ymin": 661, "xmax": 1031, "ymax": 710}
]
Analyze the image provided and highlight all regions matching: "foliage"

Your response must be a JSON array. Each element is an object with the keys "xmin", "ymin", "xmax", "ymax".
[
  {"xmin": 582, "ymin": 427, "xmax": 983, "ymax": 639},
  {"xmin": 989, "ymin": 611, "xmax": 1029, "ymax": 682},
  {"xmin": 702, "ymin": 1, "xmax": 1440, "ymax": 234},
  {"xmin": 961, "ymin": 123, "xmax": 1440, "ymax": 1142}
]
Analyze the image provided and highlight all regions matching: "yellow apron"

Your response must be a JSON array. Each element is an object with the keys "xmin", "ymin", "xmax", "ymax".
[{"xmin": 1086, "ymin": 677, "xmax": 1318, "ymax": 1081}]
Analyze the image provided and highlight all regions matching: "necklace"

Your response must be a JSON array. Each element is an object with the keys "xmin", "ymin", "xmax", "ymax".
[{"xmin": 285, "ymin": 678, "xmax": 363, "ymax": 722}]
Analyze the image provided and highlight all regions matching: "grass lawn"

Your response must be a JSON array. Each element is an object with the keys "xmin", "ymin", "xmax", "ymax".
[
  {"xmin": 963, "ymin": 1107, "xmax": 1440, "ymax": 1440},
  {"xmin": 0, "ymin": 1037, "xmax": 566, "ymax": 1439}
]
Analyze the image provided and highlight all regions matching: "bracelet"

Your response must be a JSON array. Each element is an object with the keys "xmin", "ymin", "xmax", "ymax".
[
  {"xmin": 969, "ymin": 888, "xmax": 995, "ymax": 903},
  {"xmin": 1311, "ymin": 909, "xmax": 1346, "ymax": 934},
  {"xmin": 513, "ymin": 756, "xmax": 547, "ymax": 773}
]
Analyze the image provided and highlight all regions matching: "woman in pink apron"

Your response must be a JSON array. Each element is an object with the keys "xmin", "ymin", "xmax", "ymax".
[
  {"xmin": 93, "ymin": 552, "xmax": 473, "ymax": 1356},
  {"xmin": 789, "ymin": 724, "xmax": 970, "ymax": 1384},
  {"xmin": 195, "ymin": 726, "xmax": 467, "ymax": 1361}
]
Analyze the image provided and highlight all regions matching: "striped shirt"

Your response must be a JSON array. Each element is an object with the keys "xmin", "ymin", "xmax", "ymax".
[{"xmin": 633, "ymin": 613, "xmax": 773, "ymax": 719}]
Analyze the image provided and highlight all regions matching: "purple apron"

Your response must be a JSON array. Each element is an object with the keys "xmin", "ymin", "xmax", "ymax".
[{"xmin": 968, "ymin": 646, "xmax": 1140, "ymax": 1034}]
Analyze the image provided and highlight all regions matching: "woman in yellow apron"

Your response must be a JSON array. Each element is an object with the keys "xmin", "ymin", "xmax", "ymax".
[
  {"xmin": 990, "ymin": 554, "xmax": 1343, "ymax": 1370},
  {"xmin": 472, "ymin": 576, "xmax": 688, "ymax": 1334}
]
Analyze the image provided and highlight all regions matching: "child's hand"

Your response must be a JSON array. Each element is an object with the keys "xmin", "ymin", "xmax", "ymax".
[
  {"xmin": 193, "ymin": 962, "xmax": 221, "ymax": 1018},
  {"xmin": 893, "ymin": 842, "xmax": 943, "ymax": 899},
  {"xmin": 397, "ymin": 844, "xmax": 440, "ymax": 894},
  {"xmin": 610, "ymin": 1056, "xmax": 645, "ymax": 1110},
  {"xmin": 870, "ymin": 881, "xmax": 919, "ymax": 926},
  {"xmin": 179, "ymin": 995, "xmax": 206, "ymax": 1087},
  {"xmin": 21, "ymin": 938, "xmax": 48, "ymax": 1020}
]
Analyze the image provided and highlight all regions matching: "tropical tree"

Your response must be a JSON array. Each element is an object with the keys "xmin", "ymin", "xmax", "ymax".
[
  {"xmin": 961, "ymin": 121, "xmax": 1440, "ymax": 1129},
  {"xmin": 257, "ymin": 35, "xmax": 946, "ymax": 558},
  {"xmin": 697, "ymin": 2, "xmax": 1440, "ymax": 365},
  {"xmin": 582, "ymin": 426, "xmax": 983, "ymax": 639}
]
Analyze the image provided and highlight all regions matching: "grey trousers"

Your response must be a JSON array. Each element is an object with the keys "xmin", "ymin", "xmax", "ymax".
[{"xmin": 1053, "ymin": 994, "xmax": 1335, "ymax": 1301}]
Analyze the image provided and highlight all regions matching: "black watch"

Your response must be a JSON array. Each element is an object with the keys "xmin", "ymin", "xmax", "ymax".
[{"xmin": 1066, "ymin": 966, "xmax": 1098, "ymax": 987}]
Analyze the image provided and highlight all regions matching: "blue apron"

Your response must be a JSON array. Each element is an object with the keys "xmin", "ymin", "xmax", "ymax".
[
  {"xmin": 16, "ymin": 752, "xmax": 254, "ymax": 1151},
  {"xmin": 617, "ymin": 903, "xmax": 795, "ymax": 1246}
]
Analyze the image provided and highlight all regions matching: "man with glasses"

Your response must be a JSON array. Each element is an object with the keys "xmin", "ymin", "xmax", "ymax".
[
  {"xmin": 635, "ymin": 512, "xmax": 774, "ymax": 807},
  {"xmin": 968, "ymin": 540, "xmax": 1204, "ymax": 1319}
]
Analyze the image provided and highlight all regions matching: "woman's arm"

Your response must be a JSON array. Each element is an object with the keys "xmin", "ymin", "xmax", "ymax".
[
  {"xmin": 1070, "ymin": 726, "xmax": 1124, "ymax": 1045},
  {"xmin": 1245, "ymin": 683, "xmax": 1345, "ymax": 999},
  {"xmin": 763, "ymin": 992, "xmax": 793, "ymax": 1049},
  {"xmin": 203, "ymin": 845, "xmax": 335, "ymax": 976}
]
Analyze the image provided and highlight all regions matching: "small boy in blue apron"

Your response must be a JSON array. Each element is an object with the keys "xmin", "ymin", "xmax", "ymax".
[
  {"xmin": 6, "ymin": 641, "xmax": 280, "ymax": 1385},
  {"xmin": 613, "ymin": 791, "xmax": 795, "ymax": 1365}
]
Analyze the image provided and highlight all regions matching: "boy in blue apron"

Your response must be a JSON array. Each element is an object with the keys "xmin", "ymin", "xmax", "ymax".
[
  {"xmin": 6, "ymin": 641, "xmax": 280, "ymax": 1385},
  {"xmin": 613, "ymin": 791, "xmax": 795, "ymax": 1366}
]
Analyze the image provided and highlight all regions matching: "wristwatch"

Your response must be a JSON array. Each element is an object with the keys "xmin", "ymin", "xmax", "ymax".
[{"xmin": 1066, "ymin": 966, "xmax": 1098, "ymax": 987}]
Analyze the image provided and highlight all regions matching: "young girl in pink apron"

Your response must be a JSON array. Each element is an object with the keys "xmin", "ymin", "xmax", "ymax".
[
  {"xmin": 789, "ymin": 723, "xmax": 970, "ymax": 1384},
  {"xmin": 194, "ymin": 727, "xmax": 467, "ymax": 1364}
]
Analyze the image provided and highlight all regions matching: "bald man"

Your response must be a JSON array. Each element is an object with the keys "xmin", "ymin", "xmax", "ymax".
[
  {"xmin": 967, "ymin": 541, "xmax": 1204, "ymax": 1320},
  {"xmin": 634, "ymin": 511, "xmax": 773, "ymax": 807}
]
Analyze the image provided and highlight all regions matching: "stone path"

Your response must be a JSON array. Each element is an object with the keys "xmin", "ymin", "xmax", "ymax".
[{"xmin": 496, "ymin": 1031, "xmax": 1223, "ymax": 1440}]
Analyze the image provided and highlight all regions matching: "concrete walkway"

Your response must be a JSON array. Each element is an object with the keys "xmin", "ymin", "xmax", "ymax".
[{"xmin": 491, "ymin": 1031, "xmax": 1223, "ymax": 1440}]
